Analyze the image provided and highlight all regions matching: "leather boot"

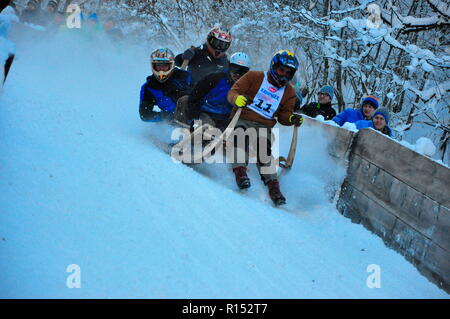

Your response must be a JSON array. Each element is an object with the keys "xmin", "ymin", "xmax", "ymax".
[
  {"xmin": 232, "ymin": 166, "xmax": 251, "ymax": 189},
  {"xmin": 267, "ymin": 179, "xmax": 286, "ymax": 206}
]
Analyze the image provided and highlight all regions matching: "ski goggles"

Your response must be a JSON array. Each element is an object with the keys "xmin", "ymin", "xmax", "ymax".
[
  {"xmin": 152, "ymin": 62, "xmax": 172, "ymax": 71},
  {"xmin": 208, "ymin": 37, "xmax": 231, "ymax": 52}
]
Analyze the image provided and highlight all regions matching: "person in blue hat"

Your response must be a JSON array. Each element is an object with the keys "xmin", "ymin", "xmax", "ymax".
[
  {"xmin": 332, "ymin": 95, "xmax": 379, "ymax": 126},
  {"xmin": 299, "ymin": 85, "xmax": 336, "ymax": 120},
  {"xmin": 355, "ymin": 107, "xmax": 392, "ymax": 136}
]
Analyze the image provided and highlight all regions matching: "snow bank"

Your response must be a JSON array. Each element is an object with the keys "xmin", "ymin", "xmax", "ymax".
[
  {"xmin": 399, "ymin": 137, "xmax": 437, "ymax": 157},
  {"xmin": 323, "ymin": 111, "xmax": 444, "ymax": 166}
]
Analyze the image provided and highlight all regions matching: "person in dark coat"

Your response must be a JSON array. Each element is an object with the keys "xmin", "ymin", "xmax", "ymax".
[
  {"xmin": 299, "ymin": 85, "xmax": 337, "ymax": 120},
  {"xmin": 175, "ymin": 26, "xmax": 231, "ymax": 86}
]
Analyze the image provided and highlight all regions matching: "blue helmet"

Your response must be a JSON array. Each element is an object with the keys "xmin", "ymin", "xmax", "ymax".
[{"xmin": 269, "ymin": 50, "xmax": 299, "ymax": 86}]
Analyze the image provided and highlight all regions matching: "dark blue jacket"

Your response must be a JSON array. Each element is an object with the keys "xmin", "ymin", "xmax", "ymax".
[
  {"xmin": 187, "ymin": 71, "xmax": 234, "ymax": 120},
  {"xmin": 332, "ymin": 108, "xmax": 366, "ymax": 126},
  {"xmin": 355, "ymin": 120, "xmax": 392, "ymax": 136},
  {"xmin": 139, "ymin": 68, "xmax": 191, "ymax": 122}
]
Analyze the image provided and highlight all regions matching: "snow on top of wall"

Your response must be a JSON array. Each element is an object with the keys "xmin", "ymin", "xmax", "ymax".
[
  {"xmin": 309, "ymin": 116, "xmax": 448, "ymax": 168},
  {"xmin": 399, "ymin": 137, "xmax": 436, "ymax": 157}
]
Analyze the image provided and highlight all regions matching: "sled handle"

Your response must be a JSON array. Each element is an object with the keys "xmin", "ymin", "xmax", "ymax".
[
  {"xmin": 191, "ymin": 108, "xmax": 242, "ymax": 163},
  {"xmin": 277, "ymin": 125, "xmax": 298, "ymax": 169}
]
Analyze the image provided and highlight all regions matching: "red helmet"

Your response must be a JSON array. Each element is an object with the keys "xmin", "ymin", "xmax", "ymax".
[{"xmin": 207, "ymin": 27, "xmax": 232, "ymax": 52}]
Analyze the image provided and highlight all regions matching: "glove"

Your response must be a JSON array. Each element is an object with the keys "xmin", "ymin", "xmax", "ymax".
[
  {"xmin": 234, "ymin": 95, "xmax": 248, "ymax": 108},
  {"xmin": 289, "ymin": 113, "xmax": 303, "ymax": 127},
  {"xmin": 182, "ymin": 47, "xmax": 196, "ymax": 61}
]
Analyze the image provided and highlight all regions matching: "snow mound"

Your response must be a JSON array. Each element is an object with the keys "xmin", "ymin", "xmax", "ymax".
[
  {"xmin": 342, "ymin": 121, "xmax": 358, "ymax": 132},
  {"xmin": 400, "ymin": 137, "xmax": 436, "ymax": 157}
]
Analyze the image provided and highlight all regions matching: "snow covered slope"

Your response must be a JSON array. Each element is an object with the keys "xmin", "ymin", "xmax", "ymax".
[{"xmin": 0, "ymin": 31, "xmax": 447, "ymax": 298}]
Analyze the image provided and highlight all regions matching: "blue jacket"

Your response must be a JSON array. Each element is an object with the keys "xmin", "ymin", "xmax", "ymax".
[
  {"xmin": 188, "ymin": 71, "xmax": 234, "ymax": 120},
  {"xmin": 139, "ymin": 68, "xmax": 191, "ymax": 121},
  {"xmin": 355, "ymin": 120, "xmax": 392, "ymax": 136},
  {"xmin": 200, "ymin": 77, "xmax": 233, "ymax": 116},
  {"xmin": 332, "ymin": 108, "xmax": 366, "ymax": 126}
]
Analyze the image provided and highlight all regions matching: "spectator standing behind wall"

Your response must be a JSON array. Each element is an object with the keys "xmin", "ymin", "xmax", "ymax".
[
  {"xmin": 299, "ymin": 85, "xmax": 337, "ymax": 120},
  {"xmin": 355, "ymin": 107, "xmax": 392, "ymax": 137},
  {"xmin": 332, "ymin": 95, "xmax": 379, "ymax": 126}
]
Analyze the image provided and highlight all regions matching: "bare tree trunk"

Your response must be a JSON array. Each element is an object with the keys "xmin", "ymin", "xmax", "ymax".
[
  {"xmin": 334, "ymin": 28, "xmax": 345, "ymax": 111},
  {"xmin": 439, "ymin": 130, "xmax": 449, "ymax": 162},
  {"xmin": 335, "ymin": 63, "xmax": 345, "ymax": 112},
  {"xmin": 405, "ymin": 72, "xmax": 429, "ymax": 129},
  {"xmin": 322, "ymin": 0, "xmax": 330, "ymax": 86}
]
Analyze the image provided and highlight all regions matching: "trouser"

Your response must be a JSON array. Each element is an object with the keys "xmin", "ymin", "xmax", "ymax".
[
  {"xmin": 175, "ymin": 95, "xmax": 230, "ymax": 131},
  {"xmin": 174, "ymin": 95, "xmax": 191, "ymax": 127},
  {"xmin": 174, "ymin": 98, "xmax": 231, "ymax": 162},
  {"xmin": 229, "ymin": 119, "xmax": 277, "ymax": 184}
]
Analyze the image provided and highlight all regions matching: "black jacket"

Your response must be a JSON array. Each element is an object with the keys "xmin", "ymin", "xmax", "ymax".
[
  {"xmin": 175, "ymin": 44, "xmax": 229, "ymax": 86},
  {"xmin": 300, "ymin": 101, "xmax": 337, "ymax": 120},
  {"xmin": 139, "ymin": 68, "xmax": 191, "ymax": 121}
]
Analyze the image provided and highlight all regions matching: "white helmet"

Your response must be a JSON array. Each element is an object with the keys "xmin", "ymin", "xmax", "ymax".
[{"xmin": 230, "ymin": 52, "xmax": 251, "ymax": 69}]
